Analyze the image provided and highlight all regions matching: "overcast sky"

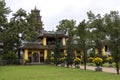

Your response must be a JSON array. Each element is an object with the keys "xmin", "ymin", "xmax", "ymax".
[{"xmin": 5, "ymin": 0, "xmax": 120, "ymax": 31}]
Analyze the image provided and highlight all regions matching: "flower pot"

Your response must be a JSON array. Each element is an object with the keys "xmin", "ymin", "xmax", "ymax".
[
  {"xmin": 61, "ymin": 63, "xmax": 65, "ymax": 67},
  {"xmin": 95, "ymin": 66, "xmax": 102, "ymax": 71},
  {"xmin": 75, "ymin": 65, "xmax": 80, "ymax": 68}
]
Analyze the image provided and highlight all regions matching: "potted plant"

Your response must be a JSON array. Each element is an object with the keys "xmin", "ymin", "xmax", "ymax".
[
  {"xmin": 92, "ymin": 57, "xmax": 103, "ymax": 71},
  {"xmin": 74, "ymin": 57, "xmax": 81, "ymax": 68}
]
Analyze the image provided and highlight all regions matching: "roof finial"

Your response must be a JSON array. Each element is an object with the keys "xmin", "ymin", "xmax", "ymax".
[{"xmin": 35, "ymin": 6, "xmax": 37, "ymax": 10}]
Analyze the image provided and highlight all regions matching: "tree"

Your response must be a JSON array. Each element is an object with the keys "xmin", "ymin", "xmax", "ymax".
[
  {"xmin": 104, "ymin": 11, "xmax": 120, "ymax": 74},
  {"xmin": 0, "ymin": 0, "xmax": 11, "ymax": 32},
  {"xmin": 56, "ymin": 19, "xmax": 76, "ymax": 67},
  {"xmin": 66, "ymin": 37, "xmax": 75, "ymax": 67},
  {"xmin": 76, "ymin": 20, "xmax": 89, "ymax": 70},
  {"xmin": 87, "ymin": 11, "xmax": 106, "ymax": 57},
  {"xmin": 56, "ymin": 19, "xmax": 76, "ymax": 35},
  {"xmin": 7, "ymin": 8, "xmax": 29, "ymax": 58},
  {"xmin": 0, "ymin": 0, "xmax": 11, "ymax": 42},
  {"xmin": 46, "ymin": 42, "xmax": 52, "ymax": 64},
  {"xmin": 54, "ymin": 33, "xmax": 62, "ymax": 66},
  {"xmin": 0, "ymin": 0, "xmax": 11, "ymax": 58},
  {"xmin": 5, "ymin": 8, "xmax": 40, "ymax": 58},
  {"xmin": 27, "ymin": 11, "xmax": 43, "ymax": 41}
]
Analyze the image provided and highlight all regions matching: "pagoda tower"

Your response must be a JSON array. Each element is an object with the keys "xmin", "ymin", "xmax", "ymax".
[{"xmin": 31, "ymin": 7, "xmax": 43, "ymax": 33}]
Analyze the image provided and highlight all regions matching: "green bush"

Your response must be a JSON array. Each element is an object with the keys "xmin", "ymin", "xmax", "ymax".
[{"xmin": 74, "ymin": 57, "xmax": 81, "ymax": 65}]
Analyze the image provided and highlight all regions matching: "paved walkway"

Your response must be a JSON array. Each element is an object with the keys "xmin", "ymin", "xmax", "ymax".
[
  {"xmin": 80, "ymin": 65, "xmax": 118, "ymax": 73},
  {"xmin": 60, "ymin": 65, "xmax": 119, "ymax": 74}
]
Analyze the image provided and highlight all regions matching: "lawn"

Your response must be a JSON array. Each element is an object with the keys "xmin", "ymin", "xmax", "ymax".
[{"xmin": 0, "ymin": 65, "xmax": 120, "ymax": 80}]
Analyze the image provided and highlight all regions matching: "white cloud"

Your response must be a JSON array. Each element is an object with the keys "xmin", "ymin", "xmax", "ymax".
[{"xmin": 5, "ymin": 0, "xmax": 120, "ymax": 30}]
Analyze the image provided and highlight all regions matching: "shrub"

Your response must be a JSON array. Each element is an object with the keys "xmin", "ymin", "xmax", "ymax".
[
  {"xmin": 88, "ymin": 57, "xmax": 94, "ymax": 63},
  {"xmin": 74, "ymin": 58, "xmax": 81, "ymax": 65},
  {"xmin": 25, "ymin": 59, "xmax": 29, "ymax": 63},
  {"xmin": 59, "ymin": 57, "xmax": 66, "ymax": 63},
  {"xmin": 106, "ymin": 57, "xmax": 113, "ymax": 64},
  {"xmin": 92, "ymin": 57, "xmax": 103, "ymax": 66},
  {"xmin": 50, "ymin": 57, "xmax": 54, "ymax": 63}
]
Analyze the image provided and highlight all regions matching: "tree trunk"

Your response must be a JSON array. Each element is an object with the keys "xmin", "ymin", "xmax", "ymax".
[
  {"xmin": 67, "ymin": 64, "xmax": 69, "ymax": 68},
  {"xmin": 84, "ymin": 50, "xmax": 87, "ymax": 70},
  {"xmin": 115, "ymin": 61, "xmax": 119, "ymax": 74}
]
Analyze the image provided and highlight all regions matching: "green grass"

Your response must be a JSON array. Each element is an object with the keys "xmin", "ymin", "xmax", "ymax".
[{"xmin": 0, "ymin": 65, "xmax": 120, "ymax": 80}]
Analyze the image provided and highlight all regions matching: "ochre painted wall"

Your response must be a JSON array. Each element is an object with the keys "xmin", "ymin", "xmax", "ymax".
[
  {"xmin": 74, "ymin": 50, "xmax": 77, "ymax": 57},
  {"xmin": 43, "ymin": 37, "xmax": 47, "ymax": 46},
  {"xmin": 44, "ymin": 50, "xmax": 47, "ymax": 60},
  {"xmin": 102, "ymin": 46, "xmax": 107, "ymax": 56},
  {"xmin": 62, "ymin": 37, "xmax": 66, "ymax": 46},
  {"xmin": 24, "ymin": 49, "xmax": 28, "ymax": 61},
  {"xmin": 95, "ymin": 47, "xmax": 107, "ymax": 56}
]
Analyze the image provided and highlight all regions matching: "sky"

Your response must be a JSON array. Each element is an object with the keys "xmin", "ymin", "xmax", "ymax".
[{"xmin": 5, "ymin": 0, "xmax": 120, "ymax": 31}]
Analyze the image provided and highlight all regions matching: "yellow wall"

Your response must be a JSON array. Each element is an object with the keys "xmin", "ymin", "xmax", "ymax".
[
  {"xmin": 95, "ymin": 49, "xmax": 98, "ymax": 54},
  {"xmin": 74, "ymin": 50, "xmax": 77, "ymax": 57},
  {"xmin": 62, "ymin": 37, "xmax": 66, "ymax": 46},
  {"xmin": 102, "ymin": 46, "xmax": 107, "ymax": 56},
  {"xmin": 43, "ymin": 37, "xmax": 47, "ymax": 46},
  {"xmin": 95, "ymin": 47, "xmax": 107, "ymax": 56},
  {"xmin": 44, "ymin": 50, "xmax": 47, "ymax": 60},
  {"xmin": 24, "ymin": 49, "xmax": 28, "ymax": 61},
  {"xmin": 64, "ymin": 49, "xmax": 67, "ymax": 56}
]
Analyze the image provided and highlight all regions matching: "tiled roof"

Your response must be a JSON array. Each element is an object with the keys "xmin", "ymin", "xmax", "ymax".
[
  {"xmin": 38, "ymin": 30, "xmax": 68, "ymax": 38},
  {"xmin": 22, "ymin": 42, "xmax": 66, "ymax": 49}
]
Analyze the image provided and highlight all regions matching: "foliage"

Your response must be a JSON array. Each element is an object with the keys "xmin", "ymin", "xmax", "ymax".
[
  {"xmin": 89, "ymin": 51, "xmax": 95, "ymax": 57},
  {"xmin": 25, "ymin": 59, "xmax": 29, "ymax": 63},
  {"xmin": 5, "ymin": 50, "xmax": 16, "ymax": 59},
  {"xmin": 0, "ymin": 0, "xmax": 11, "ymax": 56},
  {"xmin": 56, "ymin": 19, "xmax": 76, "ymax": 35},
  {"xmin": 54, "ymin": 34, "xmax": 62, "ymax": 66},
  {"xmin": 87, "ymin": 11, "xmax": 106, "ymax": 56},
  {"xmin": 0, "ymin": 0, "xmax": 11, "ymax": 30},
  {"xmin": 3, "ymin": 50, "xmax": 16, "ymax": 64},
  {"xmin": 50, "ymin": 57, "xmax": 54, "ymax": 63},
  {"xmin": 74, "ymin": 57, "xmax": 81, "ymax": 65},
  {"xmin": 27, "ymin": 10, "xmax": 43, "ymax": 41},
  {"xmin": 106, "ymin": 57, "xmax": 113, "ymax": 63},
  {"xmin": 93, "ymin": 57, "xmax": 103, "ymax": 66},
  {"xmin": 59, "ymin": 57, "xmax": 66, "ymax": 63},
  {"xmin": 57, "ymin": 19, "xmax": 76, "ymax": 67},
  {"xmin": 88, "ymin": 57, "xmax": 94, "ymax": 63},
  {"xmin": 66, "ymin": 38, "xmax": 75, "ymax": 67},
  {"xmin": 104, "ymin": 11, "xmax": 120, "ymax": 74},
  {"xmin": 46, "ymin": 43, "xmax": 52, "ymax": 64},
  {"xmin": 76, "ymin": 20, "xmax": 89, "ymax": 70}
]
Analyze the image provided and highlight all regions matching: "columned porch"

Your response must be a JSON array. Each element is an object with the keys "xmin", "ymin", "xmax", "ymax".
[{"xmin": 23, "ymin": 49, "xmax": 47, "ymax": 64}]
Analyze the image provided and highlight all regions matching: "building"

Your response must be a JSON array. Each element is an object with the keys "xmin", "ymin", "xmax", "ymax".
[
  {"xmin": 22, "ymin": 30, "xmax": 67, "ymax": 63},
  {"xmin": 21, "ymin": 7, "xmax": 67, "ymax": 63}
]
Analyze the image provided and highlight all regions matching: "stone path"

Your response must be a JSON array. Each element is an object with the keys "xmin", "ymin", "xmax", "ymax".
[
  {"xmin": 60, "ymin": 65, "xmax": 119, "ymax": 74},
  {"xmin": 80, "ymin": 65, "xmax": 118, "ymax": 73}
]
